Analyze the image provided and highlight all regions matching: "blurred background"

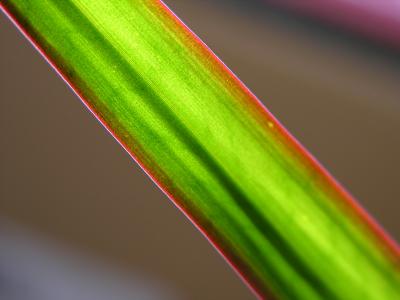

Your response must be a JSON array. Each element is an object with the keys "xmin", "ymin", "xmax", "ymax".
[{"xmin": 1, "ymin": 0, "xmax": 399, "ymax": 299}]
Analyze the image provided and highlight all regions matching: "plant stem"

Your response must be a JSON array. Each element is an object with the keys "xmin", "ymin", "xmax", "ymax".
[{"xmin": 1, "ymin": 1, "xmax": 399, "ymax": 298}]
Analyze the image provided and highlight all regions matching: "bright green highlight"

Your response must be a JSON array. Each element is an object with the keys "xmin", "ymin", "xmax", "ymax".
[{"xmin": 2, "ymin": 0, "xmax": 399, "ymax": 298}]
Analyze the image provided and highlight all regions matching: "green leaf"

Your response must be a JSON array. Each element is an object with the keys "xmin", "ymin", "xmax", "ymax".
[{"xmin": 1, "ymin": 1, "xmax": 399, "ymax": 299}]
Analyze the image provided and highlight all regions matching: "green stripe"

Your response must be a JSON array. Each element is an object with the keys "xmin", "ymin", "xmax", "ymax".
[{"xmin": 2, "ymin": 0, "xmax": 399, "ymax": 298}]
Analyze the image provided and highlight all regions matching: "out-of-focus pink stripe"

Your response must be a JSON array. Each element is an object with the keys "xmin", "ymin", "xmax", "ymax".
[{"xmin": 265, "ymin": 0, "xmax": 400, "ymax": 48}]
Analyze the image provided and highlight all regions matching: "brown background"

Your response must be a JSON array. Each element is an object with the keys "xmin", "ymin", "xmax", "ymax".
[{"xmin": 1, "ymin": 0, "xmax": 399, "ymax": 299}]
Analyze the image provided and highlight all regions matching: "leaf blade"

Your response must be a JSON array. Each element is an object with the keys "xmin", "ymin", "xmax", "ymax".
[{"xmin": 1, "ymin": 0, "xmax": 399, "ymax": 298}]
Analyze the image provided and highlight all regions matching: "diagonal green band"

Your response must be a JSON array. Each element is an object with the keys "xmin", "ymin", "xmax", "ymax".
[{"xmin": 1, "ymin": 0, "xmax": 399, "ymax": 298}]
